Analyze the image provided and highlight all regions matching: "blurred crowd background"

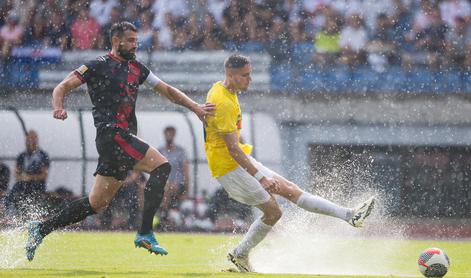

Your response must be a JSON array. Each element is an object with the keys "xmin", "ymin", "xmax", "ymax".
[{"xmin": 0, "ymin": 0, "xmax": 470, "ymax": 92}]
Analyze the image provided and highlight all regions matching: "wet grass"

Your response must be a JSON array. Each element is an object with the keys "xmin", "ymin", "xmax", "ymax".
[{"xmin": 0, "ymin": 231, "xmax": 470, "ymax": 277}]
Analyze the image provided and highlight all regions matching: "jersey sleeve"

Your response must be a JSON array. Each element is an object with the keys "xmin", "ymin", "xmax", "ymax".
[
  {"xmin": 137, "ymin": 62, "xmax": 151, "ymax": 85},
  {"xmin": 212, "ymin": 101, "xmax": 237, "ymax": 134},
  {"xmin": 73, "ymin": 59, "xmax": 101, "ymax": 84},
  {"xmin": 143, "ymin": 70, "xmax": 162, "ymax": 88}
]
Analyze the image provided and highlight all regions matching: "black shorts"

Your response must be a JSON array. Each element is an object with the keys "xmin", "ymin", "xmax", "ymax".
[{"xmin": 94, "ymin": 127, "xmax": 149, "ymax": 181}]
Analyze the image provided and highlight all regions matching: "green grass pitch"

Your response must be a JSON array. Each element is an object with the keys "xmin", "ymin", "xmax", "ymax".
[{"xmin": 1, "ymin": 231, "xmax": 470, "ymax": 277}]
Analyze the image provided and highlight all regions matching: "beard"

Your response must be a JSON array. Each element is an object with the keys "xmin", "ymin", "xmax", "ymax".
[{"xmin": 118, "ymin": 44, "xmax": 136, "ymax": 60}]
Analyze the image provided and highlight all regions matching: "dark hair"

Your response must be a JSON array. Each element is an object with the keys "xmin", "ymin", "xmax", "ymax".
[
  {"xmin": 224, "ymin": 54, "xmax": 250, "ymax": 69},
  {"xmin": 164, "ymin": 126, "xmax": 176, "ymax": 133},
  {"xmin": 110, "ymin": 21, "xmax": 137, "ymax": 41}
]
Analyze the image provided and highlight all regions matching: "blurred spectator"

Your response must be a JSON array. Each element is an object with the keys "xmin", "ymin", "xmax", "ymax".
[
  {"xmin": 44, "ymin": 11, "xmax": 69, "ymax": 50},
  {"xmin": 313, "ymin": 15, "xmax": 340, "ymax": 67},
  {"xmin": 208, "ymin": 0, "xmax": 227, "ymax": 24},
  {"xmin": 135, "ymin": 0, "xmax": 154, "ymax": 14},
  {"xmin": 200, "ymin": 13, "xmax": 223, "ymax": 50},
  {"xmin": 9, "ymin": 0, "xmax": 35, "ymax": 27},
  {"xmin": 390, "ymin": 0, "xmax": 413, "ymax": 51},
  {"xmin": 185, "ymin": 13, "xmax": 204, "ymax": 50},
  {"xmin": 439, "ymin": 0, "xmax": 471, "ymax": 29},
  {"xmin": 70, "ymin": 7, "xmax": 101, "ymax": 50},
  {"xmin": 152, "ymin": 0, "xmax": 189, "ymax": 31},
  {"xmin": 180, "ymin": 191, "xmax": 214, "ymax": 231},
  {"xmin": 253, "ymin": 1, "xmax": 275, "ymax": 34},
  {"xmin": 101, "ymin": 170, "xmax": 145, "ymax": 230},
  {"xmin": 137, "ymin": 11, "xmax": 157, "ymax": 52},
  {"xmin": 22, "ymin": 15, "xmax": 47, "ymax": 48},
  {"xmin": 35, "ymin": 0, "xmax": 65, "ymax": 21},
  {"xmin": 172, "ymin": 16, "xmax": 189, "ymax": 51},
  {"xmin": 207, "ymin": 188, "xmax": 252, "ymax": 232},
  {"xmin": 7, "ymin": 130, "xmax": 50, "ymax": 220},
  {"xmin": 281, "ymin": 0, "xmax": 302, "ymax": 22},
  {"xmin": 0, "ymin": 161, "xmax": 9, "ymax": 194},
  {"xmin": 0, "ymin": 11, "xmax": 24, "ymax": 61},
  {"xmin": 122, "ymin": 3, "xmax": 140, "ymax": 27},
  {"xmin": 339, "ymin": 13, "xmax": 368, "ymax": 67},
  {"xmin": 89, "ymin": 0, "xmax": 118, "ymax": 26},
  {"xmin": 242, "ymin": 11, "xmax": 265, "ymax": 52},
  {"xmin": 415, "ymin": 7, "xmax": 447, "ymax": 70},
  {"xmin": 265, "ymin": 17, "xmax": 291, "ymax": 64},
  {"xmin": 344, "ymin": 0, "xmax": 396, "ymax": 32},
  {"xmin": 155, "ymin": 12, "xmax": 174, "ymax": 50},
  {"xmin": 188, "ymin": 0, "xmax": 211, "ymax": 28},
  {"xmin": 445, "ymin": 16, "xmax": 471, "ymax": 68},
  {"xmin": 220, "ymin": 1, "xmax": 248, "ymax": 49},
  {"xmin": 99, "ymin": 6, "xmax": 122, "ymax": 50},
  {"xmin": 0, "ymin": 2, "xmax": 13, "ymax": 27},
  {"xmin": 410, "ymin": 0, "xmax": 435, "ymax": 35},
  {"xmin": 366, "ymin": 13, "xmax": 396, "ymax": 71},
  {"xmin": 158, "ymin": 126, "xmax": 190, "ymax": 229},
  {"xmin": 0, "ymin": 161, "xmax": 10, "ymax": 225},
  {"xmin": 0, "ymin": 161, "xmax": 10, "ymax": 199}
]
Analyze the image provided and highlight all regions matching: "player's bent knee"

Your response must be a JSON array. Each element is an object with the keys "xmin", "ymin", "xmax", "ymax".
[{"xmin": 264, "ymin": 206, "xmax": 282, "ymax": 224}]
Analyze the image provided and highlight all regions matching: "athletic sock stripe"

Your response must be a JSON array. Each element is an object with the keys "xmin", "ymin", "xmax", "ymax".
[{"xmin": 114, "ymin": 134, "xmax": 145, "ymax": 160}]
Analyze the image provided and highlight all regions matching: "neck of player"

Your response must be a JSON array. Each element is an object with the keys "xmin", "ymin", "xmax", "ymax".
[{"xmin": 222, "ymin": 80, "xmax": 237, "ymax": 94}]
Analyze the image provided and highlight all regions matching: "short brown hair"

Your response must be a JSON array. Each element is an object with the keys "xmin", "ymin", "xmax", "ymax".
[
  {"xmin": 224, "ymin": 54, "xmax": 250, "ymax": 69},
  {"xmin": 110, "ymin": 21, "xmax": 137, "ymax": 41}
]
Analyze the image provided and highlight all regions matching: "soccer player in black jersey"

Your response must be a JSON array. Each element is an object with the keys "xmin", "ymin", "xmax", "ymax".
[{"xmin": 25, "ymin": 22, "xmax": 215, "ymax": 261}]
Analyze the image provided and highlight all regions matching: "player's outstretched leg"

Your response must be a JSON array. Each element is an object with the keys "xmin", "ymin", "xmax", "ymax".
[
  {"xmin": 25, "ymin": 196, "xmax": 96, "ymax": 261},
  {"xmin": 347, "ymin": 196, "xmax": 375, "ymax": 228},
  {"xmin": 136, "ymin": 162, "xmax": 171, "ymax": 255},
  {"xmin": 273, "ymin": 175, "xmax": 375, "ymax": 227},
  {"xmin": 25, "ymin": 221, "xmax": 44, "ymax": 261}
]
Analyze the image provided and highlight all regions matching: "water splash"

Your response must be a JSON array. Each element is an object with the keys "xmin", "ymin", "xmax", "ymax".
[
  {"xmin": 0, "ymin": 227, "xmax": 27, "ymax": 268},
  {"xmin": 0, "ymin": 200, "xmax": 49, "ymax": 268},
  {"xmin": 248, "ymin": 150, "xmax": 412, "ymax": 276}
]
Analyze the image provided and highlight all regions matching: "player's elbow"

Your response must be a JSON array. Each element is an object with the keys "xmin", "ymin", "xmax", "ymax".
[{"xmin": 228, "ymin": 147, "xmax": 242, "ymax": 159}]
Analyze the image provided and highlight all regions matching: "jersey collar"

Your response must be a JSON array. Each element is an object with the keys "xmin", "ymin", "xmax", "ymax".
[{"xmin": 108, "ymin": 52, "xmax": 127, "ymax": 63}]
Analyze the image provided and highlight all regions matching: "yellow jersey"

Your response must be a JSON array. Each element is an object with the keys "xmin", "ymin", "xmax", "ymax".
[{"xmin": 204, "ymin": 81, "xmax": 253, "ymax": 178}]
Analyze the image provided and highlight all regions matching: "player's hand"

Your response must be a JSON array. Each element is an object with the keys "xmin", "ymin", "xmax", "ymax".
[
  {"xmin": 195, "ymin": 102, "xmax": 216, "ymax": 126},
  {"xmin": 53, "ymin": 108, "xmax": 68, "ymax": 120},
  {"xmin": 260, "ymin": 177, "xmax": 280, "ymax": 194}
]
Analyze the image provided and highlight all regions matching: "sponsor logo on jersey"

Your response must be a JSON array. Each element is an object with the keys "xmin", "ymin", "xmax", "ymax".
[{"xmin": 77, "ymin": 65, "xmax": 88, "ymax": 75}]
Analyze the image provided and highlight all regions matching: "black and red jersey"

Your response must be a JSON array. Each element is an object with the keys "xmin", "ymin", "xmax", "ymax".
[{"xmin": 74, "ymin": 52, "xmax": 150, "ymax": 134}]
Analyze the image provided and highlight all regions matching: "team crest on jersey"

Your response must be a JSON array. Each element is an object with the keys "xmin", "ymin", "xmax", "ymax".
[
  {"xmin": 77, "ymin": 65, "xmax": 88, "ymax": 75},
  {"xmin": 129, "ymin": 63, "xmax": 140, "ymax": 76}
]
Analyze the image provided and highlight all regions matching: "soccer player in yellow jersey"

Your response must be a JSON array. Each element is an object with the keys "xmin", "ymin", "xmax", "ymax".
[{"xmin": 204, "ymin": 54, "xmax": 375, "ymax": 272}]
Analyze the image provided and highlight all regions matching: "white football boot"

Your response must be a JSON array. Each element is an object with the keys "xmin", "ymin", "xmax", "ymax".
[
  {"xmin": 348, "ymin": 196, "xmax": 375, "ymax": 228},
  {"xmin": 227, "ymin": 251, "xmax": 254, "ymax": 272}
]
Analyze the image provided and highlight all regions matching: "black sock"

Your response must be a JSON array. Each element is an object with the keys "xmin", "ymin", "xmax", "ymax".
[
  {"xmin": 139, "ymin": 162, "xmax": 171, "ymax": 234},
  {"xmin": 39, "ymin": 197, "xmax": 96, "ymax": 237}
]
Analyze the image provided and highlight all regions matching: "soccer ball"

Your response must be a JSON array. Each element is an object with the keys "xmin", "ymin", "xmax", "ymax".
[{"xmin": 418, "ymin": 248, "xmax": 450, "ymax": 277}]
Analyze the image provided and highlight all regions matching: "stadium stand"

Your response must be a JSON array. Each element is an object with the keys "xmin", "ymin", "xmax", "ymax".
[{"xmin": 0, "ymin": 0, "xmax": 469, "ymax": 93}]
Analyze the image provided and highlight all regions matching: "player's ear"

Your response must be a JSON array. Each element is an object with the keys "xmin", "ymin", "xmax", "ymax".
[
  {"xmin": 111, "ymin": 35, "xmax": 120, "ymax": 47},
  {"xmin": 225, "ymin": 68, "xmax": 232, "ymax": 78}
]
